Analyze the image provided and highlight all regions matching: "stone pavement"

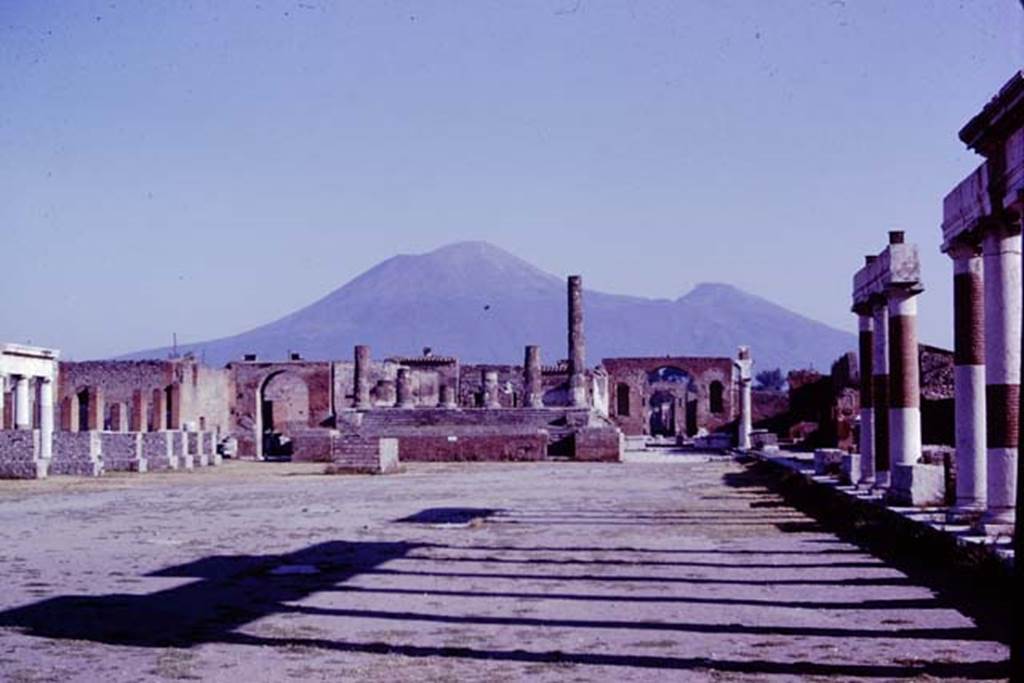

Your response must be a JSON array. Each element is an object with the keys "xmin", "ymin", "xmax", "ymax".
[{"xmin": 0, "ymin": 456, "xmax": 1009, "ymax": 681}]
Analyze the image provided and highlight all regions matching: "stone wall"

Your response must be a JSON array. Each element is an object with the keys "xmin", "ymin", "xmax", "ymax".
[
  {"xmin": 0, "ymin": 430, "xmax": 45, "ymax": 479},
  {"xmin": 397, "ymin": 432, "xmax": 549, "ymax": 462},
  {"xmin": 100, "ymin": 432, "xmax": 145, "ymax": 472},
  {"xmin": 51, "ymin": 431, "xmax": 102, "ymax": 476}
]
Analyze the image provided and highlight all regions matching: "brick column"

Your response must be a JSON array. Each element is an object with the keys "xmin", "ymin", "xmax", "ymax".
[
  {"xmin": 523, "ymin": 345, "xmax": 543, "ymax": 408},
  {"xmin": 85, "ymin": 386, "xmax": 104, "ymax": 431},
  {"xmin": 871, "ymin": 298, "xmax": 891, "ymax": 487},
  {"xmin": 857, "ymin": 309, "xmax": 875, "ymax": 484},
  {"xmin": 982, "ymin": 224, "xmax": 1021, "ymax": 527},
  {"xmin": 130, "ymin": 390, "xmax": 148, "ymax": 432},
  {"xmin": 888, "ymin": 287, "xmax": 922, "ymax": 469},
  {"xmin": 14, "ymin": 375, "xmax": 31, "ymax": 430},
  {"xmin": 166, "ymin": 383, "xmax": 181, "ymax": 430},
  {"xmin": 568, "ymin": 275, "xmax": 587, "ymax": 407},
  {"xmin": 354, "ymin": 345, "xmax": 371, "ymax": 409},
  {"xmin": 150, "ymin": 388, "xmax": 166, "ymax": 431},
  {"xmin": 949, "ymin": 242, "xmax": 987, "ymax": 514}
]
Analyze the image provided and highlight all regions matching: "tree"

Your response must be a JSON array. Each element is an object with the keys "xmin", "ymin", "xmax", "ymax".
[{"xmin": 754, "ymin": 368, "xmax": 785, "ymax": 392}]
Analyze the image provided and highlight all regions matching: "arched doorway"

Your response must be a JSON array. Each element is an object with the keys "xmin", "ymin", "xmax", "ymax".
[
  {"xmin": 646, "ymin": 367, "xmax": 699, "ymax": 437},
  {"xmin": 257, "ymin": 372, "xmax": 310, "ymax": 460}
]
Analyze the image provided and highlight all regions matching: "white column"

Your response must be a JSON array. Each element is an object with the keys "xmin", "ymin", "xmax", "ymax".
[
  {"xmin": 39, "ymin": 377, "xmax": 54, "ymax": 460},
  {"xmin": 857, "ymin": 313, "xmax": 875, "ymax": 484},
  {"xmin": 887, "ymin": 289, "xmax": 922, "ymax": 469},
  {"xmin": 14, "ymin": 375, "xmax": 31, "ymax": 430},
  {"xmin": 736, "ymin": 347, "xmax": 753, "ymax": 450},
  {"xmin": 982, "ymin": 228, "xmax": 1022, "ymax": 527},
  {"xmin": 950, "ymin": 244, "xmax": 987, "ymax": 514}
]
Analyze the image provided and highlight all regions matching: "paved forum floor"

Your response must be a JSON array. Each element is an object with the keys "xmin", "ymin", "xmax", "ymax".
[{"xmin": 0, "ymin": 455, "xmax": 1010, "ymax": 682}]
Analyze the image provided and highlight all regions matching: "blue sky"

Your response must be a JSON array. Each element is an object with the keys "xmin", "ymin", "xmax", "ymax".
[{"xmin": 1, "ymin": 1, "xmax": 1022, "ymax": 360}]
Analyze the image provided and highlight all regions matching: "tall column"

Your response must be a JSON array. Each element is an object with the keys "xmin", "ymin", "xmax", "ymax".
[
  {"xmin": 483, "ymin": 370, "xmax": 501, "ymax": 409},
  {"xmin": 396, "ymin": 368, "xmax": 414, "ymax": 408},
  {"xmin": 150, "ymin": 388, "xmax": 166, "ymax": 431},
  {"xmin": 567, "ymin": 275, "xmax": 587, "ymax": 407},
  {"xmin": 523, "ymin": 345, "xmax": 543, "ymax": 408},
  {"xmin": 888, "ymin": 287, "xmax": 922, "ymax": 469},
  {"xmin": 950, "ymin": 242, "xmax": 987, "ymax": 514},
  {"xmin": 0, "ymin": 374, "xmax": 6, "ymax": 429},
  {"xmin": 982, "ymin": 226, "xmax": 1022, "ymax": 527},
  {"xmin": 14, "ymin": 375, "xmax": 31, "ymax": 430},
  {"xmin": 872, "ymin": 299, "xmax": 891, "ymax": 487},
  {"xmin": 857, "ymin": 310, "xmax": 876, "ymax": 484},
  {"xmin": 736, "ymin": 347, "xmax": 753, "ymax": 450},
  {"xmin": 354, "ymin": 345, "xmax": 371, "ymax": 409},
  {"xmin": 39, "ymin": 378, "xmax": 53, "ymax": 459}
]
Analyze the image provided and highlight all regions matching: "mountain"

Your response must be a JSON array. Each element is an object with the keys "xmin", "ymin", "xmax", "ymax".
[{"xmin": 122, "ymin": 241, "xmax": 855, "ymax": 372}]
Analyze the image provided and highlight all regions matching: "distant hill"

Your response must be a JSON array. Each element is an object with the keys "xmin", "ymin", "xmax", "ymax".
[{"xmin": 122, "ymin": 241, "xmax": 855, "ymax": 371}]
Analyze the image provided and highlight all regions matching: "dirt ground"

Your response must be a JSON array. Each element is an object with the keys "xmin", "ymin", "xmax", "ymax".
[{"xmin": 0, "ymin": 454, "xmax": 1010, "ymax": 682}]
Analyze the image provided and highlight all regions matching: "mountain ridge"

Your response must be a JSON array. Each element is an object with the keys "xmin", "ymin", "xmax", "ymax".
[{"xmin": 121, "ymin": 241, "xmax": 856, "ymax": 371}]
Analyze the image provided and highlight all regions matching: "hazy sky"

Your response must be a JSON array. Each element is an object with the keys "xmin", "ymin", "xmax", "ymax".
[{"xmin": 2, "ymin": 1, "xmax": 1022, "ymax": 360}]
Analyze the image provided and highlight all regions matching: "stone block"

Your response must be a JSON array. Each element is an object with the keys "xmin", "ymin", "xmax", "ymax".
[
  {"xmin": 325, "ymin": 433, "xmax": 401, "ymax": 474},
  {"xmin": 187, "ymin": 432, "xmax": 209, "ymax": 467},
  {"xmin": 750, "ymin": 430, "xmax": 779, "ymax": 452},
  {"xmin": 99, "ymin": 432, "xmax": 147, "ymax": 473},
  {"xmin": 51, "ymin": 431, "xmax": 103, "ymax": 477},
  {"xmin": 888, "ymin": 464, "xmax": 946, "ymax": 507},
  {"xmin": 0, "ymin": 430, "xmax": 47, "ymax": 479},
  {"xmin": 840, "ymin": 452, "xmax": 861, "ymax": 485},
  {"xmin": 813, "ymin": 448, "xmax": 845, "ymax": 476},
  {"xmin": 171, "ymin": 431, "xmax": 193, "ymax": 470}
]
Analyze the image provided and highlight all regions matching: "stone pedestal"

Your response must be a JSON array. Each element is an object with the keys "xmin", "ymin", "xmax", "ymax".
[
  {"xmin": 813, "ymin": 448, "xmax": 845, "ymax": 476},
  {"xmin": 888, "ymin": 464, "xmax": 946, "ymax": 507},
  {"xmin": 172, "ymin": 431, "xmax": 194, "ymax": 470}
]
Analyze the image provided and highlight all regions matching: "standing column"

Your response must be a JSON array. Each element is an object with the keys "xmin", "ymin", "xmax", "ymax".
[
  {"xmin": 86, "ymin": 386, "xmax": 105, "ymax": 431},
  {"xmin": 14, "ymin": 375, "xmax": 31, "ymax": 430},
  {"xmin": 982, "ymin": 225, "xmax": 1022, "ymax": 527},
  {"xmin": 950, "ymin": 242, "xmax": 987, "ymax": 514},
  {"xmin": 0, "ymin": 374, "xmax": 6, "ymax": 429},
  {"xmin": 523, "ymin": 346, "xmax": 543, "ymax": 408},
  {"xmin": 39, "ymin": 378, "xmax": 53, "ymax": 460},
  {"xmin": 166, "ymin": 383, "xmax": 181, "ymax": 430},
  {"xmin": 857, "ymin": 310, "xmax": 876, "ymax": 484},
  {"xmin": 872, "ymin": 299, "xmax": 892, "ymax": 487},
  {"xmin": 888, "ymin": 287, "xmax": 923, "ymax": 469},
  {"xmin": 396, "ymin": 368, "xmax": 414, "ymax": 408},
  {"xmin": 354, "ymin": 345, "xmax": 371, "ymax": 409},
  {"xmin": 567, "ymin": 275, "xmax": 587, "ymax": 407},
  {"xmin": 736, "ymin": 347, "xmax": 753, "ymax": 450}
]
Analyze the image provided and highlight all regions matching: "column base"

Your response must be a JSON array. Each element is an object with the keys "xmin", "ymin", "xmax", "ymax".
[
  {"xmin": 946, "ymin": 501, "xmax": 986, "ymax": 524},
  {"xmin": 840, "ymin": 453, "xmax": 861, "ymax": 485},
  {"xmin": 886, "ymin": 464, "xmax": 945, "ymax": 507}
]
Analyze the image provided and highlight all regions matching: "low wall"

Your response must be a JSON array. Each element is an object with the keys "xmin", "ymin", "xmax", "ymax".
[
  {"xmin": 51, "ymin": 431, "xmax": 103, "ymax": 477},
  {"xmin": 572, "ymin": 427, "xmax": 622, "ymax": 462},
  {"xmin": 397, "ymin": 432, "xmax": 549, "ymax": 462},
  {"xmin": 0, "ymin": 430, "xmax": 45, "ymax": 479},
  {"xmin": 99, "ymin": 432, "xmax": 146, "ymax": 473}
]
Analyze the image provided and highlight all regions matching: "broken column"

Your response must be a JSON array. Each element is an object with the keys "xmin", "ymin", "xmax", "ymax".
[
  {"xmin": 354, "ymin": 345, "xmax": 372, "ymax": 409},
  {"xmin": 567, "ymin": 275, "xmax": 587, "ymax": 407},
  {"xmin": 523, "ymin": 345, "xmax": 544, "ymax": 408},
  {"xmin": 982, "ymin": 223, "xmax": 1021, "ymax": 527},
  {"xmin": 856, "ymin": 300, "xmax": 875, "ymax": 485},
  {"xmin": 949, "ymin": 241, "xmax": 987, "ymax": 515},
  {"xmin": 439, "ymin": 384, "xmax": 457, "ymax": 409},
  {"xmin": 735, "ymin": 346, "xmax": 753, "ymax": 450},
  {"xmin": 483, "ymin": 369, "xmax": 501, "ymax": 409},
  {"xmin": 396, "ymin": 367, "xmax": 414, "ymax": 408}
]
